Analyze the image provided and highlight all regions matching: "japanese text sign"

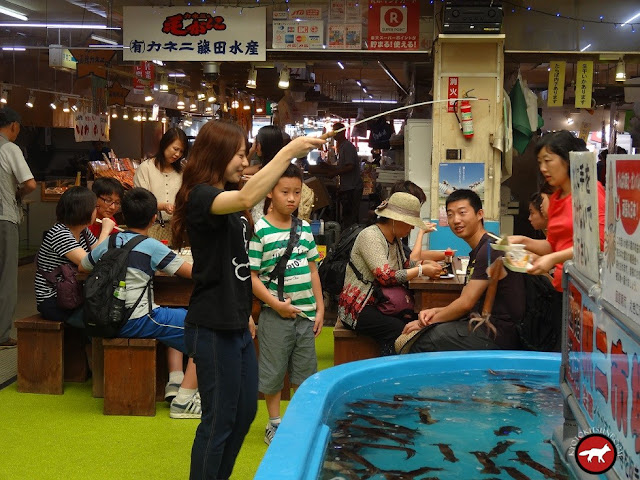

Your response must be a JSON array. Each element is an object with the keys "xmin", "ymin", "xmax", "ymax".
[
  {"xmin": 123, "ymin": 6, "xmax": 266, "ymax": 62},
  {"xmin": 447, "ymin": 77, "xmax": 458, "ymax": 113},
  {"xmin": 547, "ymin": 61, "xmax": 565, "ymax": 107},
  {"xmin": 74, "ymin": 114, "xmax": 109, "ymax": 142},
  {"xmin": 602, "ymin": 155, "xmax": 640, "ymax": 324},
  {"xmin": 367, "ymin": 0, "xmax": 419, "ymax": 51},
  {"xmin": 570, "ymin": 151, "xmax": 601, "ymax": 283},
  {"xmin": 575, "ymin": 60, "xmax": 593, "ymax": 109},
  {"xmin": 133, "ymin": 61, "xmax": 155, "ymax": 93}
]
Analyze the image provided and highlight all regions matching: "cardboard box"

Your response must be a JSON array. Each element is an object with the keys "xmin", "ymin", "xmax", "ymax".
[
  {"xmin": 328, "ymin": 24, "xmax": 345, "ymax": 49},
  {"xmin": 272, "ymin": 21, "xmax": 325, "ymax": 49}
]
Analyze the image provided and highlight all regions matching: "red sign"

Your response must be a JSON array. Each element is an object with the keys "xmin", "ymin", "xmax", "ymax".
[
  {"xmin": 367, "ymin": 0, "xmax": 419, "ymax": 51},
  {"xmin": 615, "ymin": 160, "xmax": 640, "ymax": 236},
  {"xmin": 447, "ymin": 77, "xmax": 459, "ymax": 113},
  {"xmin": 133, "ymin": 61, "xmax": 155, "ymax": 93}
]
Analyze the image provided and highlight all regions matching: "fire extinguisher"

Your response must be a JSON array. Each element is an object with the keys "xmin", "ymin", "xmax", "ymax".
[{"xmin": 454, "ymin": 89, "xmax": 474, "ymax": 139}]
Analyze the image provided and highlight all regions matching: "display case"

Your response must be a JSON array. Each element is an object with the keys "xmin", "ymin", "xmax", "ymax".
[
  {"xmin": 40, "ymin": 178, "xmax": 77, "ymax": 202},
  {"xmin": 88, "ymin": 157, "xmax": 140, "ymax": 189}
]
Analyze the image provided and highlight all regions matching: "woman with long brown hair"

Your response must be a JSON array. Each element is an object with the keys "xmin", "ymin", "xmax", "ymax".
[{"xmin": 171, "ymin": 120, "xmax": 324, "ymax": 480}]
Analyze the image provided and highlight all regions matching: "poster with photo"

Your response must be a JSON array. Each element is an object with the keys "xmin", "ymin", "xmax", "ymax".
[{"xmin": 438, "ymin": 163, "xmax": 484, "ymax": 205}]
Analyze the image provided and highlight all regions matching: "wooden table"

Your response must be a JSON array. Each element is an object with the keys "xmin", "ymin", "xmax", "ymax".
[
  {"xmin": 153, "ymin": 273, "xmax": 193, "ymax": 307},
  {"xmin": 409, "ymin": 258, "xmax": 465, "ymax": 311}
]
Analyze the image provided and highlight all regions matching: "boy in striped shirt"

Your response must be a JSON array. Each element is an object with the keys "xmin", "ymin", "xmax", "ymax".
[{"xmin": 249, "ymin": 164, "xmax": 324, "ymax": 445}]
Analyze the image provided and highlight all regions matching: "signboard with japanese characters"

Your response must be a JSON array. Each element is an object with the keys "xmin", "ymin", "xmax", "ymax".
[
  {"xmin": 74, "ymin": 113, "xmax": 109, "ymax": 142},
  {"xmin": 345, "ymin": 0, "xmax": 362, "ymax": 22},
  {"xmin": 272, "ymin": 21, "xmax": 324, "ymax": 49},
  {"xmin": 575, "ymin": 60, "xmax": 593, "ymax": 109},
  {"xmin": 447, "ymin": 77, "xmax": 458, "ymax": 113},
  {"xmin": 123, "ymin": 6, "xmax": 266, "ymax": 62},
  {"xmin": 367, "ymin": 0, "xmax": 419, "ymax": 51},
  {"xmin": 570, "ymin": 151, "xmax": 601, "ymax": 283},
  {"xmin": 133, "ymin": 61, "xmax": 155, "ymax": 93},
  {"xmin": 602, "ymin": 155, "xmax": 640, "ymax": 324},
  {"xmin": 547, "ymin": 61, "xmax": 565, "ymax": 107}
]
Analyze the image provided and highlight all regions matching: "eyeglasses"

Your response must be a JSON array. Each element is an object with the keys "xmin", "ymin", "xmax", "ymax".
[{"xmin": 99, "ymin": 197, "xmax": 121, "ymax": 208}]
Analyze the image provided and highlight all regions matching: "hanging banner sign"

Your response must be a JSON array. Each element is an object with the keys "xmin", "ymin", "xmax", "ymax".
[
  {"xmin": 601, "ymin": 155, "xmax": 640, "ymax": 324},
  {"xmin": 447, "ymin": 76, "xmax": 459, "ymax": 113},
  {"xmin": 367, "ymin": 0, "xmax": 419, "ymax": 51},
  {"xmin": 123, "ymin": 6, "xmax": 266, "ymax": 62},
  {"xmin": 74, "ymin": 113, "xmax": 109, "ymax": 142},
  {"xmin": 133, "ymin": 61, "xmax": 155, "ymax": 93},
  {"xmin": 570, "ymin": 151, "xmax": 601, "ymax": 283},
  {"xmin": 68, "ymin": 49, "xmax": 115, "ymax": 79},
  {"xmin": 576, "ymin": 60, "xmax": 593, "ymax": 109},
  {"xmin": 108, "ymin": 81, "xmax": 130, "ymax": 107},
  {"xmin": 547, "ymin": 61, "xmax": 565, "ymax": 107}
]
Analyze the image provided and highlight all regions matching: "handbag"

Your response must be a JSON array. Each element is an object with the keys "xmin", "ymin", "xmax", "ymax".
[
  {"xmin": 252, "ymin": 216, "xmax": 302, "ymax": 320},
  {"xmin": 38, "ymin": 262, "xmax": 84, "ymax": 310},
  {"xmin": 376, "ymin": 284, "xmax": 415, "ymax": 316}
]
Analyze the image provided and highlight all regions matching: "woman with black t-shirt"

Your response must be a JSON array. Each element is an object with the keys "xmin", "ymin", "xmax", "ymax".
[{"xmin": 171, "ymin": 121, "xmax": 324, "ymax": 480}]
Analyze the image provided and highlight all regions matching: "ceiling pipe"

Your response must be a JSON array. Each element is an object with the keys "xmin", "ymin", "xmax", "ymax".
[{"xmin": 377, "ymin": 61, "xmax": 409, "ymax": 97}]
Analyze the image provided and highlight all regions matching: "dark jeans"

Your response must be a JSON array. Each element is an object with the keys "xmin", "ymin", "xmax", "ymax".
[
  {"xmin": 409, "ymin": 319, "xmax": 503, "ymax": 352},
  {"xmin": 351, "ymin": 305, "xmax": 415, "ymax": 355},
  {"xmin": 185, "ymin": 324, "xmax": 258, "ymax": 480},
  {"xmin": 37, "ymin": 297, "xmax": 85, "ymax": 329},
  {"xmin": 339, "ymin": 186, "xmax": 363, "ymax": 228}
]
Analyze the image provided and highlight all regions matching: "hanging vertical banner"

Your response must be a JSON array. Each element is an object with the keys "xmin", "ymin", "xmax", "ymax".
[
  {"xmin": 133, "ymin": 61, "xmax": 155, "ymax": 93},
  {"xmin": 447, "ymin": 77, "xmax": 459, "ymax": 113},
  {"xmin": 601, "ymin": 154, "xmax": 640, "ymax": 324},
  {"xmin": 570, "ymin": 151, "xmax": 600, "ymax": 283},
  {"xmin": 575, "ymin": 60, "xmax": 593, "ymax": 109},
  {"xmin": 367, "ymin": 0, "xmax": 420, "ymax": 51},
  {"xmin": 547, "ymin": 61, "xmax": 565, "ymax": 107}
]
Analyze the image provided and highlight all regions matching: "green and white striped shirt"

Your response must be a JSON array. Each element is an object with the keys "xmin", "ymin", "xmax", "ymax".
[{"xmin": 249, "ymin": 217, "xmax": 319, "ymax": 321}]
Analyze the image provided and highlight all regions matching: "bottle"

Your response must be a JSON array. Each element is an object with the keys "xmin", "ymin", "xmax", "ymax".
[
  {"xmin": 109, "ymin": 281, "xmax": 126, "ymax": 324},
  {"xmin": 444, "ymin": 248, "xmax": 454, "ymax": 275}
]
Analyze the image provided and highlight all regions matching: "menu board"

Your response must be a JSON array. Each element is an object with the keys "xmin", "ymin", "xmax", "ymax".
[
  {"xmin": 601, "ymin": 155, "xmax": 640, "ymax": 324},
  {"xmin": 570, "ymin": 151, "xmax": 600, "ymax": 283}
]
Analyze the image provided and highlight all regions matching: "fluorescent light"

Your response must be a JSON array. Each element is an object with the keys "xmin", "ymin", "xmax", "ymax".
[
  {"xmin": 337, "ymin": 61, "xmax": 344, "ymax": 69},
  {"xmin": 616, "ymin": 59, "xmax": 626, "ymax": 82},
  {"xmin": 88, "ymin": 44, "xmax": 128, "ymax": 48},
  {"xmin": 0, "ymin": 6, "xmax": 28, "ymax": 21},
  {"xmin": 2, "ymin": 47, "xmax": 25, "ymax": 51},
  {"xmin": 0, "ymin": 23, "xmax": 119, "ymax": 29},
  {"xmin": 152, "ymin": 60, "xmax": 164, "ymax": 66},
  {"xmin": 168, "ymin": 73, "xmax": 186, "ymax": 78},
  {"xmin": 352, "ymin": 99, "xmax": 398, "ymax": 104},
  {"xmin": 90, "ymin": 34, "xmax": 117, "ymax": 45},
  {"xmin": 580, "ymin": 44, "xmax": 591, "ymax": 52},
  {"xmin": 621, "ymin": 12, "xmax": 640, "ymax": 26}
]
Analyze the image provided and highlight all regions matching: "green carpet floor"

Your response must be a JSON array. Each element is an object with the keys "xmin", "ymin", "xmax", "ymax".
[{"xmin": 0, "ymin": 327, "xmax": 335, "ymax": 480}]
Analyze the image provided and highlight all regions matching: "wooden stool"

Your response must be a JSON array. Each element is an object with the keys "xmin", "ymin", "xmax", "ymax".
[
  {"xmin": 16, "ymin": 315, "xmax": 64, "ymax": 394},
  {"xmin": 102, "ymin": 338, "xmax": 157, "ymax": 416},
  {"xmin": 333, "ymin": 318, "xmax": 380, "ymax": 366},
  {"xmin": 63, "ymin": 327, "xmax": 89, "ymax": 383}
]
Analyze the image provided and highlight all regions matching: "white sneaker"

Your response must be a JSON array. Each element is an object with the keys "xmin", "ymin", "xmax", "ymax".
[
  {"xmin": 169, "ymin": 391, "xmax": 202, "ymax": 419},
  {"xmin": 164, "ymin": 382, "xmax": 180, "ymax": 403},
  {"xmin": 264, "ymin": 422, "xmax": 279, "ymax": 445}
]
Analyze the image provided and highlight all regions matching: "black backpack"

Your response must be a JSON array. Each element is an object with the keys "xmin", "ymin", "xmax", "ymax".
[
  {"xmin": 318, "ymin": 224, "xmax": 365, "ymax": 296},
  {"xmin": 83, "ymin": 234, "xmax": 151, "ymax": 338},
  {"xmin": 518, "ymin": 273, "xmax": 562, "ymax": 352}
]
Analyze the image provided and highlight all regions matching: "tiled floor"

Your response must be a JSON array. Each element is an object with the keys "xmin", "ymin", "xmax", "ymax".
[{"xmin": 0, "ymin": 262, "xmax": 37, "ymax": 387}]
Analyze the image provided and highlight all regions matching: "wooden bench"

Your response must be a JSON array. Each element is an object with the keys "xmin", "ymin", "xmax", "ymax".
[
  {"xmin": 333, "ymin": 318, "xmax": 380, "ymax": 366},
  {"xmin": 16, "ymin": 314, "xmax": 90, "ymax": 395}
]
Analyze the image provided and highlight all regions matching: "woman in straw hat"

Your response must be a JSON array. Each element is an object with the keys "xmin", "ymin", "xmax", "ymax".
[{"xmin": 337, "ymin": 192, "xmax": 441, "ymax": 355}]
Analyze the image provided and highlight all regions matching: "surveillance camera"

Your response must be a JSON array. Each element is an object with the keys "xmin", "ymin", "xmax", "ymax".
[{"xmin": 203, "ymin": 61, "xmax": 220, "ymax": 80}]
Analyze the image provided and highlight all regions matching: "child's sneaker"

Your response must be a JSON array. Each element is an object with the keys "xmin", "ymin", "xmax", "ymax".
[
  {"xmin": 169, "ymin": 391, "xmax": 202, "ymax": 419},
  {"xmin": 164, "ymin": 382, "xmax": 180, "ymax": 403},
  {"xmin": 264, "ymin": 422, "xmax": 279, "ymax": 445}
]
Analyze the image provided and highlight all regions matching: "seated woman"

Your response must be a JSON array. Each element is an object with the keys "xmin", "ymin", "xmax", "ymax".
[
  {"xmin": 35, "ymin": 186, "xmax": 114, "ymax": 327},
  {"xmin": 88, "ymin": 177, "xmax": 124, "ymax": 237},
  {"xmin": 337, "ymin": 192, "xmax": 440, "ymax": 355}
]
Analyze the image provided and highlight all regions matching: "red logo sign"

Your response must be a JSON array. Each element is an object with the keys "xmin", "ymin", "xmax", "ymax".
[
  {"xmin": 384, "ymin": 8, "xmax": 403, "ymax": 28},
  {"xmin": 615, "ymin": 160, "xmax": 640, "ymax": 235},
  {"xmin": 575, "ymin": 433, "xmax": 617, "ymax": 474}
]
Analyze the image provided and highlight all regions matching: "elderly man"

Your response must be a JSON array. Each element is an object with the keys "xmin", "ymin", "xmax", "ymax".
[{"xmin": 0, "ymin": 107, "xmax": 36, "ymax": 347}]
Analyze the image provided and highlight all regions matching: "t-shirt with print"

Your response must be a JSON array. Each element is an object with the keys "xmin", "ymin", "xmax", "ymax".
[
  {"xmin": 81, "ymin": 232, "xmax": 184, "ymax": 319},
  {"xmin": 466, "ymin": 233, "xmax": 525, "ymax": 347},
  {"xmin": 185, "ymin": 184, "xmax": 253, "ymax": 331},
  {"xmin": 35, "ymin": 223, "xmax": 96, "ymax": 305},
  {"xmin": 249, "ymin": 217, "xmax": 320, "ymax": 321}
]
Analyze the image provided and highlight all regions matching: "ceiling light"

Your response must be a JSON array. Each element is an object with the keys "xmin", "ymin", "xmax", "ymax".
[
  {"xmin": 621, "ymin": 12, "xmax": 640, "ymax": 26},
  {"xmin": 231, "ymin": 99, "xmax": 239, "ymax": 109},
  {"xmin": 159, "ymin": 74, "xmax": 169, "ymax": 91},
  {"xmin": 566, "ymin": 117, "xmax": 574, "ymax": 125},
  {"xmin": 152, "ymin": 60, "xmax": 164, "ymax": 66},
  {"xmin": 26, "ymin": 91, "xmax": 35, "ymax": 108},
  {"xmin": 161, "ymin": 116, "xmax": 167, "ymax": 123},
  {"xmin": 256, "ymin": 107, "xmax": 264, "ymax": 113},
  {"xmin": 352, "ymin": 99, "xmax": 398, "ymax": 104},
  {"xmin": 206, "ymin": 88, "xmax": 216, "ymax": 103},
  {"xmin": 176, "ymin": 90, "xmax": 185, "ymax": 109},
  {"xmin": 197, "ymin": 91, "xmax": 205, "ymax": 101},
  {"xmin": 71, "ymin": 102, "xmax": 78, "ymax": 112},
  {"xmin": 246, "ymin": 67, "xmax": 257, "ymax": 88},
  {"xmin": 90, "ymin": 34, "xmax": 117, "ymax": 45},
  {"xmin": 144, "ymin": 86, "xmax": 154, "ymax": 102},
  {"xmin": 122, "ymin": 107, "xmax": 129, "ymax": 119},
  {"xmin": 168, "ymin": 72, "xmax": 186, "ymax": 78},
  {"xmin": 49, "ymin": 97, "xmax": 57, "ymax": 110},
  {"xmin": 0, "ymin": 23, "xmax": 118, "ymax": 29},
  {"xmin": 2, "ymin": 47, "xmax": 25, "ymax": 51},
  {"xmin": 62, "ymin": 98, "xmax": 70, "ymax": 113},
  {"xmin": 243, "ymin": 104, "xmax": 250, "ymax": 110},
  {"xmin": 0, "ymin": 86, "xmax": 8, "ymax": 104},
  {"xmin": 616, "ymin": 58, "xmax": 626, "ymax": 82},
  {"xmin": 111, "ymin": 107, "xmax": 118, "ymax": 118},
  {"xmin": 189, "ymin": 99, "xmax": 197, "ymax": 111},
  {"xmin": 580, "ymin": 44, "xmax": 591, "ymax": 52},
  {"xmin": 337, "ymin": 61, "xmax": 344, "ymax": 69},
  {"xmin": 278, "ymin": 69, "xmax": 290, "ymax": 89},
  {"xmin": 205, "ymin": 104, "xmax": 213, "ymax": 113},
  {"xmin": 0, "ymin": 6, "xmax": 28, "ymax": 21},
  {"xmin": 356, "ymin": 80, "xmax": 362, "ymax": 87}
]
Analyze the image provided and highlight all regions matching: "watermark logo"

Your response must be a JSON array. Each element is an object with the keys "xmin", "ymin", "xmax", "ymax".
[{"xmin": 575, "ymin": 433, "xmax": 617, "ymax": 474}]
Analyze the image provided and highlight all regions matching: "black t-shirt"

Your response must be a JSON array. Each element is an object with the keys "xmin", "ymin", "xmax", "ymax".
[
  {"xmin": 467, "ymin": 233, "xmax": 525, "ymax": 347},
  {"xmin": 185, "ymin": 184, "xmax": 252, "ymax": 330},
  {"xmin": 368, "ymin": 118, "xmax": 393, "ymax": 150}
]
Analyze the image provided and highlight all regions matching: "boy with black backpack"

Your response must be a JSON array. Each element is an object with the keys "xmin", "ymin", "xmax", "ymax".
[
  {"xmin": 249, "ymin": 164, "xmax": 324, "ymax": 445},
  {"xmin": 80, "ymin": 187, "xmax": 200, "ymax": 419}
]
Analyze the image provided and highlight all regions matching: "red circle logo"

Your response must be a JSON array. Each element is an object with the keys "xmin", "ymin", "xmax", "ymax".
[
  {"xmin": 384, "ymin": 7, "xmax": 404, "ymax": 27},
  {"xmin": 575, "ymin": 433, "xmax": 617, "ymax": 474}
]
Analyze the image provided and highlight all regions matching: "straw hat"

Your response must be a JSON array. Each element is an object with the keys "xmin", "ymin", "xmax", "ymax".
[
  {"xmin": 375, "ymin": 192, "xmax": 429, "ymax": 230},
  {"xmin": 394, "ymin": 328, "xmax": 426, "ymax": 354}
]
